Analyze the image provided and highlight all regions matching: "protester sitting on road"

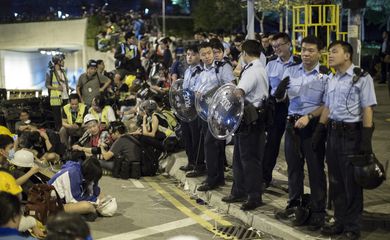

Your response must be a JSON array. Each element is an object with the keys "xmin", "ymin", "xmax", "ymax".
[
  {"xmin": 14, "ymin": 110, "xmax": 34, "ymax": 135},
  {"xmin": 89, "ymin": 95, "xmax": 116, "ymax": 128},
  {"xmin": 72, "ymin": 114, "xmax": 111, "ymax": 158},
  {"xmin": 48, "ymin": 157, "xmax": 102, "ymax": 217},
  {"xmin": 45, "ymin": 212, "xmax": 92, "ymax": 240}
]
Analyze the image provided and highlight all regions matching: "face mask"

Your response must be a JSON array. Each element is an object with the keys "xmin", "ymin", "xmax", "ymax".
[{"xmin": 8, "ymin": 148, "xmax": 15, "ymax": 160}]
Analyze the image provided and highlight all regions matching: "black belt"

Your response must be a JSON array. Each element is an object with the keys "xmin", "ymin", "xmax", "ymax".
[{"xmin": 328, "ymin": 120, "xmax": 362, "ymax": 130}]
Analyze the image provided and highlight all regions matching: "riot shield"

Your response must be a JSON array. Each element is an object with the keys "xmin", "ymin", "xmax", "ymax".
[{"xmin": 168, "ymin": 79, "xmax": 197, "ymax": 122}]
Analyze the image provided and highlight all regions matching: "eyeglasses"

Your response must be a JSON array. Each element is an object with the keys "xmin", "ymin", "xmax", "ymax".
[{"xmin": 272, "ymin": 42, "xmax": 289, "ymax": 49}]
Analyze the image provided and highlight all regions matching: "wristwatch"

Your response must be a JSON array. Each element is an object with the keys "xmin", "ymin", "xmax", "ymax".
[{"xmin": 307, "ymin": 113, "xmax": 314, "ymax": 121}]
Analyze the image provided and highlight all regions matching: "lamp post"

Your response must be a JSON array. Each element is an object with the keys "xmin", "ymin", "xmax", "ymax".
[{"xmin": 162, "ymin": 0, "xmax": 166, "ymax": 37}]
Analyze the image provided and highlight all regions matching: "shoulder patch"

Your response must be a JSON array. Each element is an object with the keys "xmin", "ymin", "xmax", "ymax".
[
  {"xmin": 319, "ymin": 65, "xmax": 331, "ymax": 75},
  {"xmin": 268, "ymin": 55, "xmax": 278, "ymax": 62}
]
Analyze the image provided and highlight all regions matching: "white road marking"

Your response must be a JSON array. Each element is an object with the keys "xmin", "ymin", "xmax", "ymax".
[
  {"xmin": 130, "ymin": 179, "xmax": 145, "ymax": 188},
  {"xmin": 97, "ymin": 214, "xmax": 211, "ymax": 240}
]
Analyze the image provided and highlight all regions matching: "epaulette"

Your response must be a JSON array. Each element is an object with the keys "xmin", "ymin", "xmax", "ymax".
[
  {"xmin": 191, "ymin": 66, "xmax": 203, "ymax": 78},
  {"xmin": 319, "ymin": 65, "xmax": 332, "ymax": 75},
  {"xmin": 352, "ymin": 67, "xmax": 368, "ymax": 85}
]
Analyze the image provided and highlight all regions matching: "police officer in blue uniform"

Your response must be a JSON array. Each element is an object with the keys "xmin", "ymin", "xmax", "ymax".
[
  {"xmin": 263, "ymin": 32, "xmax": 301, "ymax": 188},
  {"xmin": 314, "ymin": 41, "xmax": 377, "ymax": 240},
  {"xmin": 221, "ymin": 40, "xmax": 269, "ymax": 211},
  {"xmin": 195, "ymin": 42, "xmax": 234, "ymax": 190},
  {"xmin": 179, "ymin": 45, "xmax": 205, "ymax": 174},
  {"xmin": 274, "ymin": 36, "xmax": 328, "ymax": 229}
]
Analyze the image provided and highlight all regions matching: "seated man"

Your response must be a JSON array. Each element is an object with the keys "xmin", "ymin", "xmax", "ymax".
[
  {"xmin": 59, "ymin": 94, "xmax": 87, "ymax": 148},
  {"xmin": 89, "ymin": 95, "xmax": 116, "ymax": 129},
  {"xmin": 100, "ymin": 121, "xmax": 141, "ymax": 171},
  {"xmin": 14, "ymin": 110, "xmax": 34, "ymax": 134},
  {"xmin": 72, "ymin": 114, "xmax": 111, "ymax": 158},
  {"xmin": 48, "ymin": 157, "xmax": 102, "ymax": 216}
]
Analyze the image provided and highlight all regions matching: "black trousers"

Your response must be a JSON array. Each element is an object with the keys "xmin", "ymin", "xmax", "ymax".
[
  {"xmin": 284, "ymin": 118, "xmax": 326, "ymax": 214},
  {"xmin": 380, "ymin": 59, "xmax": 389, "ymax": 82},
  {"xmin": 326, "ymin": 122, "xmax": 363, "ymax": 234},
  {"xmin": 202, "ymin": 121, "xmax": 225, "ymax": 186},
  {"xmin": 181, "ymin": 117, "xmax": 205, "ymax": 168},
  {"xmin": 263, "ymin": 100, "xmax": 288, "ymax": 184},
  {"xmin": 52, "ymin": 105, "xmax": 62, "ymax": 131},
  {"xmin": 231, "ymin": 120, "xmax": 265, "ymax": 202}
]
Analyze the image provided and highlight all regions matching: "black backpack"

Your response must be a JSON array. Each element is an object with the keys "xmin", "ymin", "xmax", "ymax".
[{"xmin": 122, "ymin": 135, "xmax": 161, "ymax": 176}]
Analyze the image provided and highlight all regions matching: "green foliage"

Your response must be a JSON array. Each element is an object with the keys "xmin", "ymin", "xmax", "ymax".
[
  {"xmin": 192, "ymin": 0, "xmax": 243, "ymax": 32},
  {"xmin": 365, "ymin": 0, "xmax": 390, "ymax": 29},
  {"xmin": 86, "ymin": 15, "xmax": 105, "ymax": 47}
]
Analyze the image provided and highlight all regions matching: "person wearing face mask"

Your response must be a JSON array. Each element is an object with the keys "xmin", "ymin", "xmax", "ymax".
[{"xmin": 76, "ymin": 60, "xmax": 111, "ymax": 108}]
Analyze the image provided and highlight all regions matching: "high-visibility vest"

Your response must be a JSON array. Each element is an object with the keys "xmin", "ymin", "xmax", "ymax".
[
  {"xmin": 49, "ymin": 72, "xmax": 62, "ymax": 106},
  {"xmin": 63, "ymin": 103, "xmax": 86, "ymax": 125},
  {"xmin": 90, "ymin": 106, "xmax": 110, "ymax": 124}
]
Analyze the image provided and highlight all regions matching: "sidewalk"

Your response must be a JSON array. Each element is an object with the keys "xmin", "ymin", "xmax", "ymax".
[{"xmin": 163, "ymin": 83, "xmax": 390, "ymax": 240}]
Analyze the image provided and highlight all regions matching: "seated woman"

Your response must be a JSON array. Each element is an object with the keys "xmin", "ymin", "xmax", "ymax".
[{"xmin": 48, "ymin": 157, "xmax": 102, "ymax": 216}]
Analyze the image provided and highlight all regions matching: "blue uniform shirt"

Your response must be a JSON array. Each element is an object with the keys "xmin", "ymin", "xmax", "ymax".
[
  {"xmin": 215, "ymin": 61, "xmax": 235, "ymax": 83},
  {"xmin": 325, "ymin": 64, "xmax": 377, "ymax": 122},
  {"xmin": 183, "ymin": 64, "xmax": 202, "ymax": 91},
  {"xmin": 283, "ymin": 63, "xmax": 328, "ymax": 115},
  {"xmin": 195, "ymin": 62, "xmax": 231, "ymax": 92},
  {"xmin": 237, "ymin": 58, "xmax": 269, "ymax": 107},
  {"xmin": 266, "ymin": 55, "xmax": 296, "ymax": 95}
]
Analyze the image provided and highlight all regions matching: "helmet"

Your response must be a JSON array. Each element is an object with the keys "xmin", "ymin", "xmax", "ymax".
[
  {"xmin": 11, "ymin": 149, "xmax": 35, "ymax": 168},
  {"xmin": 96, "ymin": 195, "xmax": 117, "ymax": 217},
  {"xmin": 52, "ymin": 54, "xmax": 65, "ymax": 65},
  {"xmin": 140, "ymin": 100, "xmax": 158, "ymax": 115},
  {"xmin": 87, "ymin": 59, "xmax": 98, "ymax": 68},
  {"xmin": 83, "ymin": 114, "xmax": 98, "ymax": 125},
  {"xmin": 351, "ymin": 154, "xmax": 386, "ymax": 189},
  {"xmin": 0, "ymin": 171, "xmax": 22, "ymax": 195}
]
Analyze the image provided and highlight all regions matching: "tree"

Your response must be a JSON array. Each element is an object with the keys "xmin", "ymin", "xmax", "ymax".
[{"xmin": 192, "ymin": 0, "xmax": 243, "ymax": 32}]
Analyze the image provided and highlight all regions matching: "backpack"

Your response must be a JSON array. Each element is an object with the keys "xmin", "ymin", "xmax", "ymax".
[
  {"xmin": 123, "ymin": 135, "xmax": 160, "ymax": 176},
  {"xmin": 24, "ymin": 184, "xmax": 64, "ymax": 224}
]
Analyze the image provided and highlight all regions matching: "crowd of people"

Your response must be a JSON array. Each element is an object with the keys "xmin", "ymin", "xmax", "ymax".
[{"xmin": 0, "ymin": 17, "xmax": 388, "ymax": 239}]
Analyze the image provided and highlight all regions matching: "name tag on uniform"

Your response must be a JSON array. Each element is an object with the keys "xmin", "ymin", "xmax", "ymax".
[{"xmin": 88, "ymin": 87, "xmax": 92, "ymax": 93}]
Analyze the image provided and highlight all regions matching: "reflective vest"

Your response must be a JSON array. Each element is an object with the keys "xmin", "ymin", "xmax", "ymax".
[
  {"xmin": 49, "ymin": 71, "xmax": 62, "ymax": 106},
  {"xmin": 63, "ymin": 103, "xmax": 86, "ymax": 125},
  {"xmin": 90, "ymin": 106, "xmax": 110, "ymax": 124},
  {"xmin": 152, "ymin": 113, "xmax": 175, "ymax": 138}
]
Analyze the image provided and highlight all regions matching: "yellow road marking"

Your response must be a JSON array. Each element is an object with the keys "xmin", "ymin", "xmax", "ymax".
[{"xmin": 144, "ymin": 177, "xmax": 236, "ymax": 240}]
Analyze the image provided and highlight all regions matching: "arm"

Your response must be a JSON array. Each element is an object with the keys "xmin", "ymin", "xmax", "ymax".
[
  {"xmin": 295, "ymin": 105, "xmax": 325, "ymax": 129},
  {"xmin": 76, "ymin": 86, "xmax": 83, "ymax": 103},
  {"xmin": 100, "ymin": 76, "xmax": 112, "ymax": 92},
  {"xmin": 101, "ymin": 147, "xmax": 114, "ymax": 161},
  {"xmin": 142, "ymin": 115, "xmax": 159, "ymax": 137},
  {"xmin": 39, "ymin": 131, "xmax": 53, "ymax": 152},
  {"xmin": 16, "ymin": 166, "xmax": 40, "ymax": 186},
  {"xmin": 362, "ymin": 107, "xmax": 373, "ymax": 128}
]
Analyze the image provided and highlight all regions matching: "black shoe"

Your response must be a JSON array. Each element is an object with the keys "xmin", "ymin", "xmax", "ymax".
[
  {"xmin": 197, "ymin": 183, "xmax": 218, "ymax": 192},
  {"xmin": 306, "ymin": 216, "xmax": 325, "ymax": 231},
  {"xmin": 262, "ymin": 182, "xmax": 270, "ymax": 192},
  {"xmin": 240, "ymin": 201, "xmax": 263, "ymax": 211},
  {"xmin": 340, "ymin": 231, "xmax": 360, "ymax": 240},
  {"xmin": 81, "ymin": 212, "xmax": 98, "ymax": 222},
  {"xmin": 320, "ymin": 223, "xmax": 344, "ymax": 236},
  {"xmin": 275, "ymin": 207, "xmax": 296, "ymax": 220},
  {"xmin": 221, "ymin": 195, "xmax": 246, "ymax": 203},
  {"xmin": 179, "ymin": 164, "xmax": 195, "ymax": 172},
  {"xmin": 185, "ymin": 169, "xmax": 206, "ymax": 178}
]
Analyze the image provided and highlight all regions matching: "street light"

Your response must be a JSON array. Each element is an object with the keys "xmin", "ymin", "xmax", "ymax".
[{"xmin": 162, "ymin": 0, "xmax": 166, "ymax": 37}]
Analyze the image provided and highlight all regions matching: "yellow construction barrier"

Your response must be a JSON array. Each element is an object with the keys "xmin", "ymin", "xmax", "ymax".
[{"xmin": 292, "ymin": 4, "xmax": 347, "ymax": 66}]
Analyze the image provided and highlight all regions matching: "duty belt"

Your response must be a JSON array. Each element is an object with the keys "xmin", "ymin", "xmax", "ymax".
[{"xmin": 328, "ymin": 120, "xmax": 362, "ymax": 130}]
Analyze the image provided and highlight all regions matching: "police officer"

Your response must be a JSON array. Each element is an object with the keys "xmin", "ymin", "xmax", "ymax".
[
  {"xmin": 274, "ymin": 36, "xmax": 328, "ymax": 230},
  {"xmin": 221, "ymin": 40, "xmax": 268, "ymax": 211},
  {"xmin": 263, "ymin": 32, "xmax": 301, "ymax": 188},
  {"xmin": 179, "ymin": 45, "xmax": 205, "ymax": 174},
  {"xmin": 194, "ymin": 42, "xmax": 232, "ymax": 190},
  {"xmin": 314, "ymin": 41, "xmax": 377, "ymax": 239}
]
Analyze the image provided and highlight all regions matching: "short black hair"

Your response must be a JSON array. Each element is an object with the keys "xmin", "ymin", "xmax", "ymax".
[
  {"xmin": 209, "ymin": 38, "xmax": 224, "ymax": 51},
  {"xmin": 93, "ymin": 95, "xmax": 106, "ymax": 109},
  {"xmin": 272, "ymin": 32, "xmax": 291, "ymax": 43},
  {"xmin": 234, "ymin": 35, "xmax": 245, "ymax": 43},
  {"xmin": 96, "ymin": 59, "xmax": 104, "ymax": 65},
  {"xmin": 328, "ymin": 40, "xmax": 353, "ymax": 61},
  {"xmin": 0, "ymin": 192, "xmax": 21, "ymax": 226},
  {"xmin": 185, "ymin": 45, "xmax": 199, "ymax": 54},
  {"xmin": 301, "ymin": 35, "xmax": 323, "ymax": 50},
  {"xmin": 46, "ymin": 212, "xmax": 91, "ymax": 240},
  {"xmin": 242, "ymin": 40, "xmax": 262, "ymax": 57},
  {"xmin": 81, "ymin": 157, "xmax": 102, "ymax": 183},
  {"xmin": 20, "ymin": 109, "xmax": 29, "ymax": 115},
  {"xmin": 109, "ymin": 121, "xmax": 127, "ymax": 134},
  {"xmin": 0, "ymin": 134, "xmax": 14, "ymax": 150},
  {"xmin": 124, "ymin": 31, "xmax": 134, "ymax": 41},
  {"xmin": 198, "ymin": 41, "xmax": 213, "ymax": 51},
  {"xmin": 261, "ymin": 33, "xmax": 269, "ymax": 39},
  {"xmin": 159, "ymin": 37, "xmax": 170, "ymax": 45},
  {"xmin": 69, "ymin": 93, "xmax": 80, "ymax": 101}
]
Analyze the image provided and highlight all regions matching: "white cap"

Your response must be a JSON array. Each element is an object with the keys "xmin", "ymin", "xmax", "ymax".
[
  {"xmin": 11, "ymin": 149, "xmax": 34, "ymax": 168},
  {"xmin": 97, "ymin": 196, "xmax": 117, "ymax": 217},
  {"xmin": 83, "ymin": 114, "xmax": 98, "ymax": 125}
]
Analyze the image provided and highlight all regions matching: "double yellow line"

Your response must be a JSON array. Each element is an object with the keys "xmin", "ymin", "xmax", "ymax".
[{"xmin": 144, "ymin": 176, "xmax": 236, "ymax": 239}]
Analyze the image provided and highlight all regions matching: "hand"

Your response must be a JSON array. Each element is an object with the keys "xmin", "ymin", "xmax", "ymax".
[
  {"xmin": 312, "ymin": 123, "xmax": 327, "ymax": 152},
  {"xmin": 294, "ymin": 115, "xmax": 310, "ymax": 129},
  {"xmin": 360, "ymin": 126, "xmax": 374, "ymax": 154},
  {"xmin": 38, "ymin": 130, "xmax": 49, "ymax": 141},
  {"xmin": 131, "ymin": 129, "xmax": 142, "ymax": 135},
  {"xmin": 99, "ymin": 88, "xmax": 105, "ymax": 92},
  {"xmin": 32, "ymin": 225, "xmax": 46, "ymax": 239},
  {"xmin": 72, "ymin": 145, "xmax": 83, "ymax": 151},
  {"xmin": 273, "ymin": 77, "xmax": 290, "ymax": 99},
  {"xmin": 71, "ymin": 124, "xmax": 79, "ymax": 129}
]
